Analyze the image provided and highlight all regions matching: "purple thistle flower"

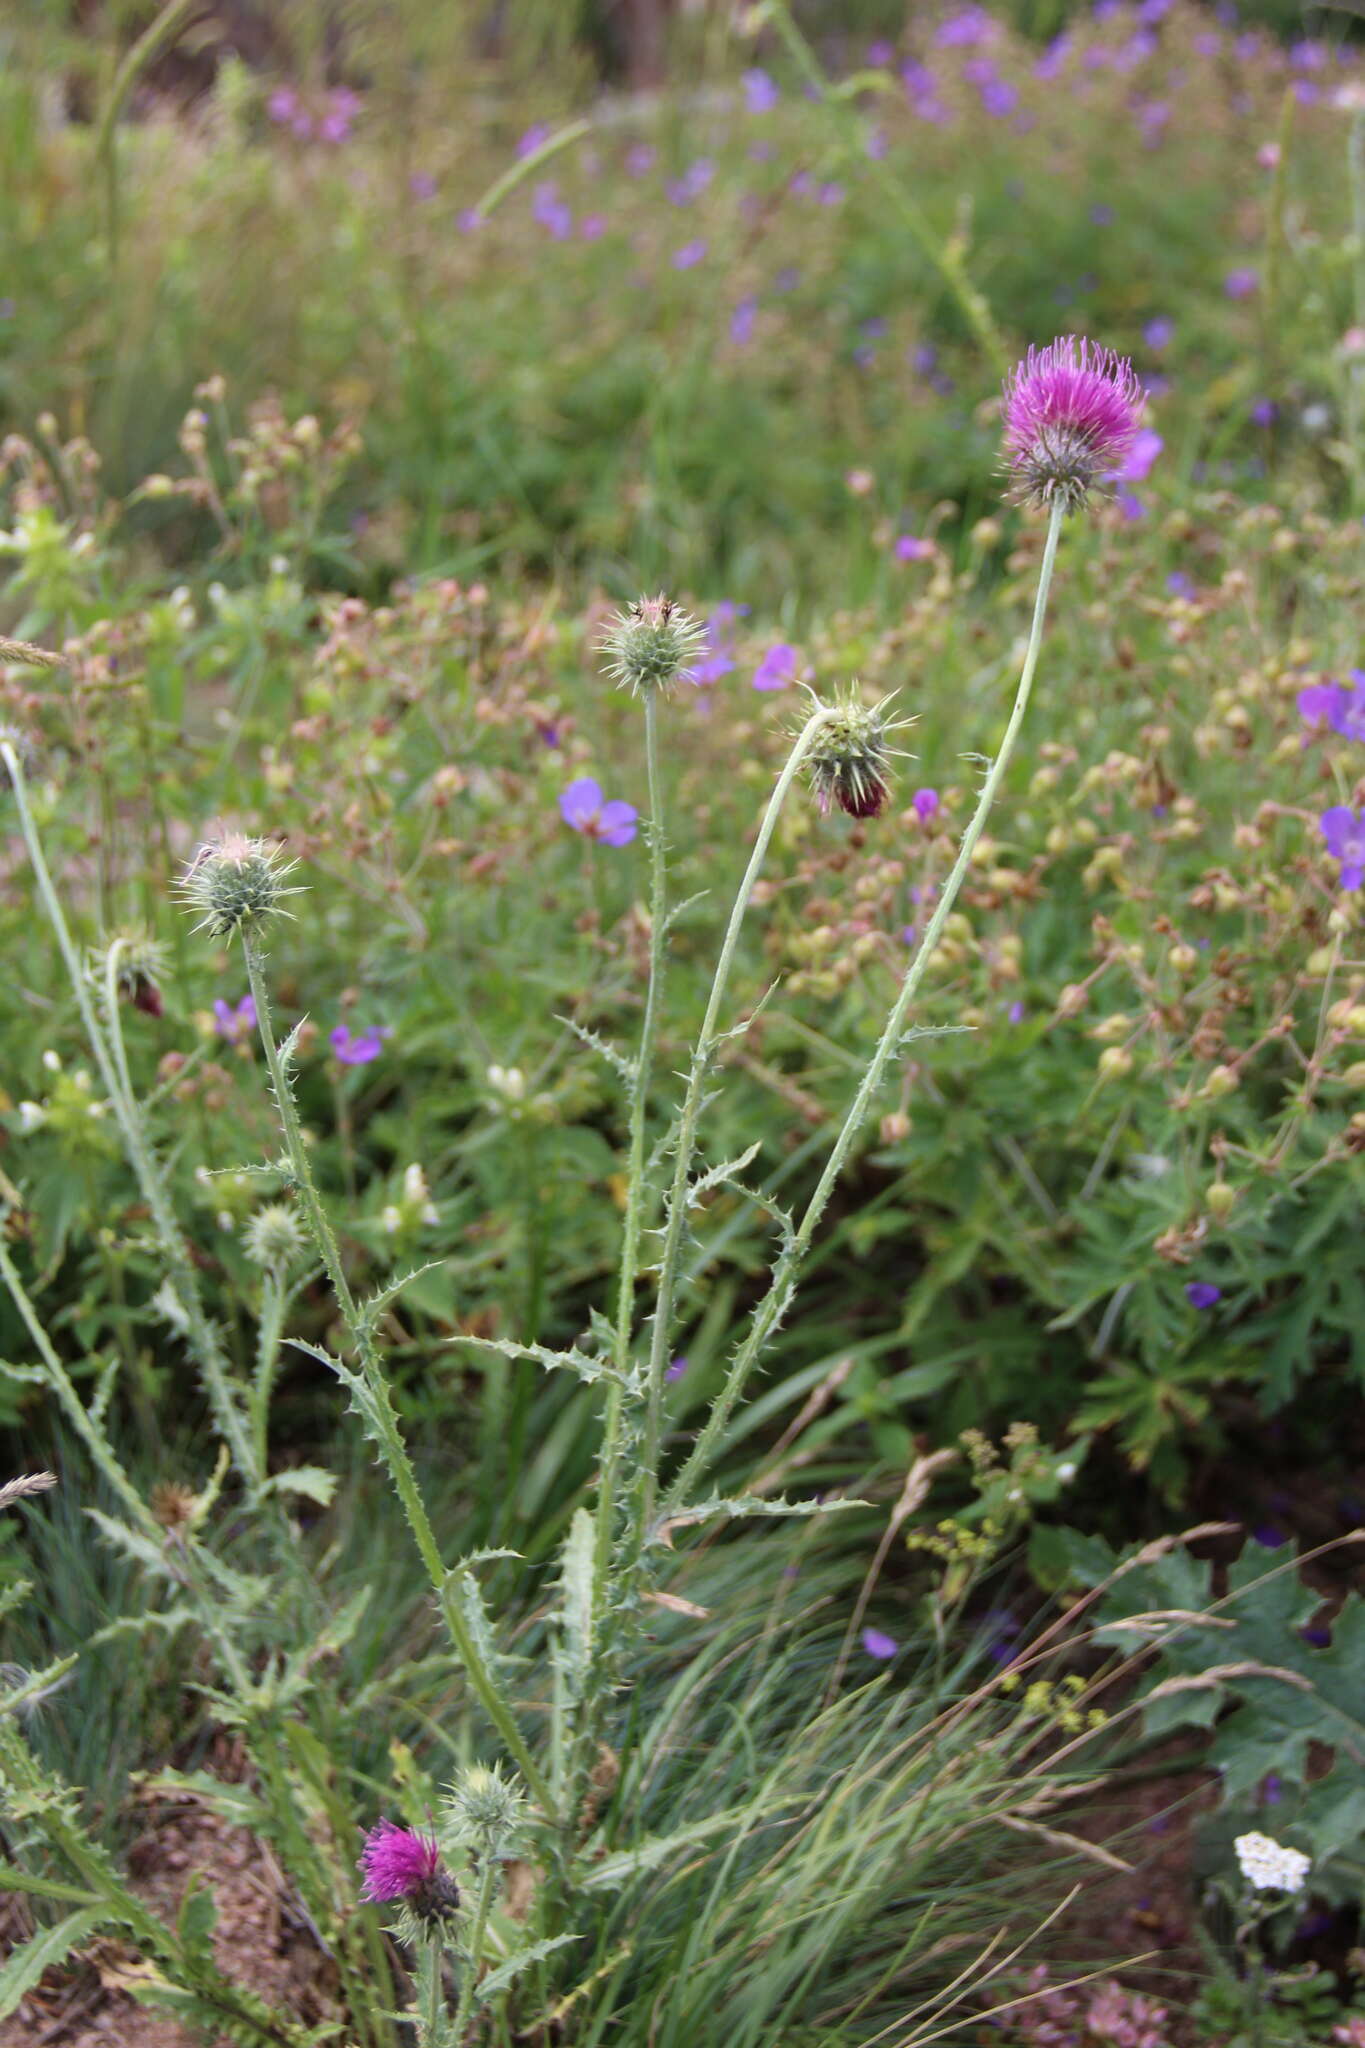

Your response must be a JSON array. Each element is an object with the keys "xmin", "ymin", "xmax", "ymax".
[
  {"xmin": 267, "ymin": 86, "xmax": 300, "ymax": 126},
  {"xmin": 1320, "ymin": 806, "xmax": 1365, "ymax": 889},
  {"xmin": 1185, "ymin": 1281, "xmax": 1222, "ymax": 1309},
  {"xmin": 213, "ymin": 994, "xmax": 256, "ymax": 1044},
  {"xmin": 358, "ymin": 1821, "xmax": 458, "ymax": 1924},
  {"xmin": 752, "ymin": 644, "xmax": 799, "ymax": 692},
  {"xmin": 560, "ymin": 777, "xmax": 638, "ymax": 847},
  {"xmin": 912, "ymin": 787, "xmax": 941, "ymax": 821},
  {"xmin": 1224, "ymin": 267, "xmax": 1260, "ymax": 301},
  {"xmin": 861, "ymin": 1627, "xmax": 898, "ymax": 1660},
  {"xmin": 331, "ymin": 1024, "xmax": 391, "ymax": 1067},
  {"xmin": 1002, "ymin": 335, "xmax": 1145, "ymax": 513}
]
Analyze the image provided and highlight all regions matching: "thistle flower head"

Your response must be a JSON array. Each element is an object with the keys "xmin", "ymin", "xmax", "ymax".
[
  {"xmin": 600, "ymin": 594, "xmax": 706, "ymax": 696},
  {"xmin": 243, "ymin": 1202, "xmax": 308, "ymax": 1272},
  {"xmin": 798, "ymin": 685, "xmax": 909, "ymax": 820},
  {"xmin": 444, "ymin": 1762, "xmax": 526, "ymax": 1855},
  {"xmin": 1002, "ymin": 336, "xmax": 1145, "ymax": 514},
  {"xmin": 179, "ymin": 833, "xmax": 300, "ymax": 944},
  {"xmin": 358, "ymin": 1821, "xmax": 460, "ymax": 1924}
]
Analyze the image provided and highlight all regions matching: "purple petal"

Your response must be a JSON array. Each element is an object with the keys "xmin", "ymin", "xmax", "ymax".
[
  {"xmin": 861, "ymin": 1627, "xmax": 898, "ymax": 1661},
  {"xmin": 560, "ymin": 777, "xmax": 604, "ymax": 832},
  {"xmin": 595, "ymin": 800, "xmax": 638, "ymax": 847}
]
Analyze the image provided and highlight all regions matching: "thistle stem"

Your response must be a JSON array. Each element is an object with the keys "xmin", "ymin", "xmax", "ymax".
[
  {"xmin": 665, "ymin": 502, "xmax": 1066, "ymax": 1513},
  {"xmin": 451, "ymin": 1854, "xmax": 497, "ymax": 2044},
  {"xmin": 638, "ymin": 706, "xmax": 835, "ymax": 1524},
  {"xmin": 594, "ymin": 690, "xmax": 669, "ymax": 1602},
  {"xmin": 241, "ymin": 941, "xmax": 559, "ymax": 1824}
]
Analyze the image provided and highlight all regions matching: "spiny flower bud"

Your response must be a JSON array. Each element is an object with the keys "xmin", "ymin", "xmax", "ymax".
[
  {"xmin": 443, "ymin": 1762, "xmax": 525, "ymax": 1854},
  {"xmin": 600, "ymin": 593, "xmax": 705, "ymax": 696},
  {"xmin": 91, "ymin": 930, "xmax": 169, "ymax": 1020},
  {"xmin": 179, "ymin": 833, "xmax": 300, "ymax": 943},
  {"xmin": 799, "ymin": 685, "xmax": 906, "ymax": 821},
  {"xmin": 243, "ymin": 1202, "xmax": 308, "ymax": 1271}
]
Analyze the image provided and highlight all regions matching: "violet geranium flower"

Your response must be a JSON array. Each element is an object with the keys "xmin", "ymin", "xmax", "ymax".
[
  {"xmin": 752, "ymin": 644, "xmax": 799, "ymax": 692},
  {"xmin": 331, "ymin": 1024, "xmax": 391, "ymax": 1066},
  {"xmin": 358, "ymin": 1820, "xmax": 459, "ymax": 1924},
  {"xmin": 213, "ymin": 994, "xmax": 256, "ymax": 1045},
  {"xmin": 560, "ymin": 777, "xmax": 638, "ymax": 846},
  {"xmin": 1002, "ymin": 335, "xmax": 1145, "ymax": 514},
  {"xmin": 1185, "ymin": 1281, "xmax": 1222, "ymax": 1309},
  {"xmin": 1320, "ymin": 806, "xmax": 1365, "ymax": 890}
]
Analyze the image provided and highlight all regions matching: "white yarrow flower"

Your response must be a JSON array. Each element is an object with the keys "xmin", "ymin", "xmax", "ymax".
[{"xmin": 1234, "ymin": 1831, "xmax": 1311, "ymax": 1894}]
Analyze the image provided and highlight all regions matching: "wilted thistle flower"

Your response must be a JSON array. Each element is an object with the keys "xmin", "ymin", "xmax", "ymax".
[
  {"xmin": 600, "ymin": 594, "xmax": 705, "ymax": 696},
  {"xmin": 243, "ymin": 1202, "xmax": 308, "ymax": 1271},
  {"xmin": 179, "ymin": 833, "xmax": 300, "ymax": 944},
  {"xmin": 91, "ymin": 930, "xmax": 169, "ymax": 1019},
  {"xmin": 358, "ymin": 1820, "xmax": 460, "ymax": 1925},
  {"xmin": 150, "ymin": 1479, "xmax": 199, "ymax": 1536},
  {"xmin": 444, "ymin": 1762, "xmax": 525, "ymax": 1856},
  {"xmin": 799, "ymin": 685, "xmax": 907, "ymax": 820},
  {"xmin": 1002, "ymin": 335, "xmax": 1145, "ymax": 514}
]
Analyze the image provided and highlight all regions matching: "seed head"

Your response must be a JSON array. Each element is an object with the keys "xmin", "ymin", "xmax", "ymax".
[
  {"xmin": 799, "ymin": 686, "xmax": 908, "ymax": 820},
  {"xmin": 243, "ymin": 1202, "xmax": 308, "ymax": 1271},
  {"xmin": 600, "ymin": 594, "xmax": 706, "ymax": 696},
  {"xmin": 179, "ymin": 833, "xmax": 300, "ymax": 944},
  {"xmin": 150, "ymin": 1479, "xmax": 199, "ymax": 1535},
  {"xmin": 1002, "ymin": 336, "xmax": 1145, "ymax": 514}
]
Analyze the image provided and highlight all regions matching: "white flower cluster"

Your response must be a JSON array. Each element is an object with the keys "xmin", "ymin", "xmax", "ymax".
[{"xmin": 1234, "ymin": 1831, "xmax": 1311, "ymax": 1895}]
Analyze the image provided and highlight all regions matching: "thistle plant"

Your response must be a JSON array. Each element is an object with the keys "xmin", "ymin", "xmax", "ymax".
[{"xmin": 0, "ymin": 335, "xmax": 1151, "ymax": 2043}]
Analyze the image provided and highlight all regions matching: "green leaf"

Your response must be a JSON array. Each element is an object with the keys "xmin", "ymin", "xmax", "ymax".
[
  {"xmin": 176, "ymin": 1875, "xmax": 217, "ymax": 1967},
  {"xmin": 261, "ymin": 1466, "xmax": 338, "ymax": 1508},
  {"xmin": 475, "ymin": 1933, "xmax": 581, "ymax": 2002},
  {"xmin": 0, "ymin": 1905, "xmax": 106, "ymax": 2016}
]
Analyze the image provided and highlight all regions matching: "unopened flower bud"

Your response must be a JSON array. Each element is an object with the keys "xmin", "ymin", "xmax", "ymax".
[
  {"xmin": 800, "ymin": 685, "xmax": 905, "ymax": 820},
  {"xmin": 601, "ymin": 594, "xmax": 705, "ymax": 696},
  {"xmin": 179, "ymin": 833, "xmax": 300, "ymax": 943}
]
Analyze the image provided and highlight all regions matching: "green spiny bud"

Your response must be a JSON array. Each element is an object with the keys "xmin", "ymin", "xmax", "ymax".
[
  {"xmin": 243, "ymin": 1202, "xmax": 308, "ymax": 1271},
  {"xmin": 179, "ymin": 833, "xmax": 300, "ymax": 944},
  {"xmin": 443, "ymin": 1762, "xmax": 525, "ymax": 1855},
  {"xmin": 799, "ymin": 685, "xmax": 908, "ymax": 821},
  {"xmin": 600, "ymin": 594, "xmax": 705, "ymax": 696}
]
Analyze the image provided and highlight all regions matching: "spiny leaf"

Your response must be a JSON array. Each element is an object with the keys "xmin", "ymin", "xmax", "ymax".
[
  {"xmin": 476, "ymin": 1933, "xmax": 581, "ymax": 2002},
  {"xmin": 558, "ymin": 1014, "xmax": 635, "ymax": 1084},
  {"xmin": 357, "ymin": 1261, "xmax": 448, "ymax": 1330},
  {"xmin": 0, "ymin": 1906, "xmax": 107, "ymax": 2019},
  {"xmin": 654, "ymin": 1493, "xmax": 867, "ymax": 1544},
  {"xmin": 687, "ymin": 1143, "xmax": 763, "ymax": 1206},
  {"xmin": 260, "ymin": 1466, "xmax": 338, "ymax": 1508},
  {"xmin": 456, "ymin": 1334, "xmax": 637, "ymax": 1390}
]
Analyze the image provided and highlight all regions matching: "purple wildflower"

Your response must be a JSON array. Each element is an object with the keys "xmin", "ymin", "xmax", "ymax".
[
  {"xmin": 1144, "ymin": 316, "xmax": 1174, "ymax": 350},
  {"xmin": 895, "ymin": 533, "xmax": 934, "ymax": 562},
  {"xmin": 1185, "ymin": 1281, "xmax": 1222, "ymax": 1309},
  {"xmin": 1118, "ymin": 428, "xmax": 1164, "ymax": 483},
  {"xmin": 752, "ymin": 644, "xmax": 799, "ymax": 693},
  {"xmin": 625, "ymin": 143, "xmax": 655, "ymax": 177},
  {"xmin": 665, "ymin": 1355, "xmax": 690, "ymax": 1382},
  {"xmin": 331, "ymin": 1024, "xmax": 391, "ymax": 1067},
  {"xmin": 267, "ymin": 86, "xmax": 300, "ymax": 126},
  {"xmin": 912, "ymin": 787, "xmax": 941, "ymax": 821},
  {"xmin": 1225, "ymin": 267, "xmax": 1260, "ymax": 300},
  {"xmin": 1331, "ymin": 673, "xmax": 1365, "ymax": 742},
  {"xmin": 532, "ymin": 182, "xmax": 573, "ymax": 240},
  {"xmin": 1320, "ymin": 806, "xmax": 1365, "ymax": 889},
  {"xmin": 560, "ymin": 777, "xmax": 638, "ymax": 847},
  {"xmin": 672, "ymin": 240, "xmax": 707, "ymax": 270},
  {"xmin": 213, "ymin": 994, "xmax": 256, "ymax": 1045},
  {"xmin": 1166, "ymin": 570, "xmax": 1195, "ymax": 598},
  {"xmin": 743, "ymin": 68, "xmax": 780, "ymax": 113},
  {"xmin": 730, "ymin": 297, "xmax": 757, "ymax": 346},
  {"xmin": 515, "ymin": 122, "xmax": 553, "ymax": 160},
  {"xmin": 358, "ymin": 1821, "xmax": 458, "ymax": 1923},
  {"xmin": 1002, "ymin": 335, "xmax": 1145, "ymax": 512},
  {"xmin": 861, "ymin": 1627, "xmax": 898, "ymax": 1660},
  {"xmin": 1298, "ymin": 681, "xmax": 1345, "ymax": 730},
  {"xmin": 409, "ymin": 171, "xmax": 437, "ymax": 202}
]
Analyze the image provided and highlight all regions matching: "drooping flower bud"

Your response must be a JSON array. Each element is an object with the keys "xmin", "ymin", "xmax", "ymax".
[
  {"xmin": 179, "ymin": 833, "xmax": 300, "ymax": 944},
  {"xmin": 800, "ymin": 686, "xmax": 906, "ymax": 820},
  {"xmin": 1002, "ymin": 336, "xmax": 1145, "ymax": 515},
  {"xmin": 600, "ymin": 594, "xmax": 705, "ymax": 696},
  {"xmin": 92, "ymin": 931, "xmax": 169, "ymax": 1020}
]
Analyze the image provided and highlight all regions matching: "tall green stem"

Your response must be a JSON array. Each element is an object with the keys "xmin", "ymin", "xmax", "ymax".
[
  {"xmin": 665, "ymin": 503, "xmax": 1066, "ymax": 1512},
  {"xmin": 451, "ymin": 1854, "xmax": 497, "ymax": 2044},
  {"xmin": 0, "ymin": 742, "xmax": 258, "ymax": 1491},
  {"xmin": 594, "ymin": 691, "xmax": 669, "ymax": 1597},
  {"xmin": 638, "ymin": 706, "xmax": 835, "ymax": 1522},
  {"xmin": 240, "ymin": 941, "xmax": 559, "ymax": 1824}
]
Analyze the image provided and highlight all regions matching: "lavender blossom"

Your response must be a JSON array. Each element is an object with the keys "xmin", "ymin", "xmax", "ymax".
[
  {"xmin": 560, "ymin": 777, "xmax": 638, "ymax": 846},
  {"xmin": 330, "ymin": 1024, "xmax": 391, "ymax": 1066}
]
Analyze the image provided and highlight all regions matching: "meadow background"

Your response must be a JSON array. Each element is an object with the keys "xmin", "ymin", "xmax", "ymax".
[{"xmin": 2, "ymin": 1, "xmax": 1365, "ymax": 2043}]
